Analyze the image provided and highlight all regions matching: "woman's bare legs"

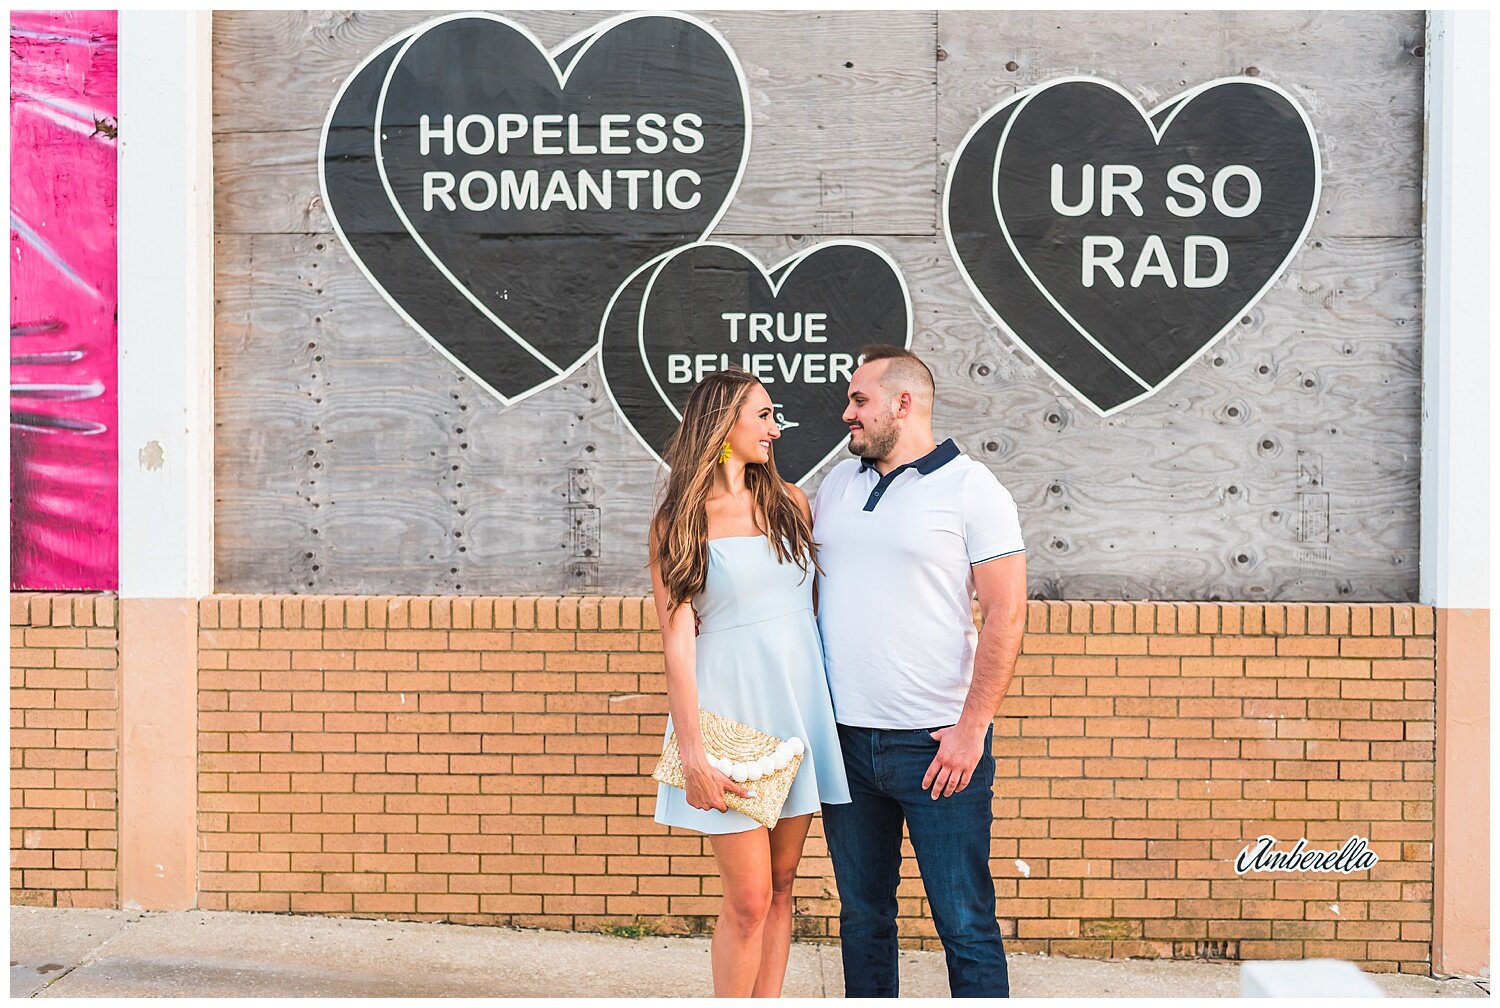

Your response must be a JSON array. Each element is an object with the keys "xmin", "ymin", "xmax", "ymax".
[
  {"xmin": 708, "ymin": 827, "xmax": 773, "ymax": 997},
  {"xmin": 752, "ymin": 813, "xmax": 813, "ymax": 998}
]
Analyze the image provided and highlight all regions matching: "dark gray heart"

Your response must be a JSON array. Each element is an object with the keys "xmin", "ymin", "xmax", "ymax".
[
  {"xmin": 321, "ymin": 12, "xmax": 749, "ymax": 404},
  {"xmin": 947, "ymin": 77, "xmax": 1319, "ymax": 415},
  {"xmin": 600, "ymin": 242, "xmax": 912, "ymax": 485}
]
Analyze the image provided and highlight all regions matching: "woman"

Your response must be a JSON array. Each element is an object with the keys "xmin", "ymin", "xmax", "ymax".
[{"xmin": 649, "ymin": 367, "xmax": 850, "ymax": 997}]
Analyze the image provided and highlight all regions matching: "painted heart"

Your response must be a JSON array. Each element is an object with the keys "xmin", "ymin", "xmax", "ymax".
[
  {"xmin": 946, "ymin": 77, "xmax": 1319, "ymax": 415},
  {"xmin": 946, "ymin": 95, "xmax": 1144, "ymax": 413},
  {"xmin": 599, "ymin": 259, "xmax": 680, "ymax": 466},
  {"xmin": 320, "ymin": 12, "xmax": 749, "ymax": 405},
  {"xmin": 599, "ymin": 241, "xmax": 912, "ymax": 485}
]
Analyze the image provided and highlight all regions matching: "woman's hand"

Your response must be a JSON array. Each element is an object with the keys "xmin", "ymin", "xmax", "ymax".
[{"xmin": 683, "ymin": 753, "xmax": 750, "ymax": 812}]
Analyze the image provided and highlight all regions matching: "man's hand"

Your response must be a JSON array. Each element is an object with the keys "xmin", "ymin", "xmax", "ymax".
[
  {"xmin": 920, "ymin": 553, "xmax": 1024, "ymax": 801},
  {"xmin": 921, "ymin": 723, "xmax": 987, "ymax": 799}
]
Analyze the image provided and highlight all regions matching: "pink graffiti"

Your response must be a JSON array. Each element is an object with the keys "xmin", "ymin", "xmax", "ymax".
[{"xmin": 10, "ymin": 10, "xmax": 118, "ymax": 590}]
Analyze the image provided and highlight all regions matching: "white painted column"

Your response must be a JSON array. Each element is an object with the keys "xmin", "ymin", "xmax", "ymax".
[
  {"xmin": 118, "ymin": 10, "xmax": 214, "ymax": 588},
  {"xmin": 116, "ymin": 9, "xmax": 214, "ymax": 910},
  {"xmin": 1420, "ymin": 9, "xmax": 1489, "ymax": 980},
  {"xmin": 1420, "ymin": 11, "xmax": 1490, "ymax": 609}
]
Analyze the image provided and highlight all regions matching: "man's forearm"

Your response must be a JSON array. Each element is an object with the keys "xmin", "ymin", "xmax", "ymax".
[{"xmin": 956, "ymin": 600, "xmax": 1025, "ymax": 736}]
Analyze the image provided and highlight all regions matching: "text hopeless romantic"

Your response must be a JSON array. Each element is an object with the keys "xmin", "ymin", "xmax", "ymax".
[{"xmin": 415, "ymin": 112, "xmax": 710, "ymax": 212}]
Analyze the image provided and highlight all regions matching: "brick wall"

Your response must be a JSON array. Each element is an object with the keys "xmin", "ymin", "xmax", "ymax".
[
  {"xmin": 10, "ymin": 593, "xmax": 119, "ymax": 907},
  {"xmin": 192, "ymin": 596, "xmax": 1436, "ymax": 973},
  {"xmin": 6, "ymin": 594, "xmax": 1434, "ymax": 970},
  {"xmin": 992, "ymin": 601, "xmax": 1434, "ymax": 972}
]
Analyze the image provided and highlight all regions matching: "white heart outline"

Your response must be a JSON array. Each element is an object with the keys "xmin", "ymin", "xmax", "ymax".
[
  {"xmin": 597, "ymin": 239, "xmax": 914, "ymax": 487},
  {"xmin": 318, "ymin": 10, "xmax": 752, "ymax": 407},
  {"xmin": 943, "ymin": 75, "xmax": 1321, "ymax": 418}
]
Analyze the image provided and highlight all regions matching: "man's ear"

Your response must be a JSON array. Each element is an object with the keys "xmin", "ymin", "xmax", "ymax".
[{"xmin": 897, "ymin": 391, "xmax": 913, "ymax": 417}]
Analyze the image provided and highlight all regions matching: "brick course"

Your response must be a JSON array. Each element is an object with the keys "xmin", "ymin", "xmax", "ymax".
[
  {"xmin": 10, "ymin": 593, "xmax": 119, "ymax": 907},
  {"xmin": 10, "ymin": 595, "xmax": 1436, "ymax": 972}
]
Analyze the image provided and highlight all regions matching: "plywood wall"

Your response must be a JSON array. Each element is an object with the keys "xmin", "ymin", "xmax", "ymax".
[{"xmin": 212, "ymin": 10, "xmax": 1425, "ymax": 600}]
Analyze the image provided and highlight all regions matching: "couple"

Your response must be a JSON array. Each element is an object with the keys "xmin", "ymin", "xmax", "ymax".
[{"xmin": 649, "ymin": 345, "xmax": 1028, "ymax": 997}]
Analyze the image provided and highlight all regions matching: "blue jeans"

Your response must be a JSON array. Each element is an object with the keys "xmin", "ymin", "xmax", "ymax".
[{"xmin": 822, "ymin": 723, "xmax": 1009, "ymax": 998}]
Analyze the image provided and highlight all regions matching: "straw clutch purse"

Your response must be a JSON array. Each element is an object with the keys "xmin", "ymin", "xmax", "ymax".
[{"xmin": 653, "ymin": 709, "xmax": 805, "ymax": 830}]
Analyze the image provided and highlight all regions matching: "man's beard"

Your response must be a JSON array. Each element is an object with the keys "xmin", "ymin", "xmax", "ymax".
[{"xmin": 848, "ymin": 416, "xmax": 899, "ymax": 459}]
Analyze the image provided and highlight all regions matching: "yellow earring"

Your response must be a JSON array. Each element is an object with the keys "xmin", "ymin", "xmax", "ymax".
[{"xmin": 718, "ymin": 441, "xmax": 733, "ymax": 464}]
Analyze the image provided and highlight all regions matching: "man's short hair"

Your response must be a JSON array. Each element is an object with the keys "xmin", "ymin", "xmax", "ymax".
[{"xmin": 859, "ymin": 344, "xmax": 936, "ymax": 406}]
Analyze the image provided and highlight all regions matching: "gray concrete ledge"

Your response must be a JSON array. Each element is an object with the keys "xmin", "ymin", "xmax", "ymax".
[{"xmin": 10, "ymin": 907, "xmax": 1488, "ymax": 998}]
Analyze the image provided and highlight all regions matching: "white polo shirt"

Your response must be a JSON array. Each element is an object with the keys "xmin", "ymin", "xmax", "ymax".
[{"xmin": 813, "ymin": 439, "xmax": 1025, "ymax": 729}]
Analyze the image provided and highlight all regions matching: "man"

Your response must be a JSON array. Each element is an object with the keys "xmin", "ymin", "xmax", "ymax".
[{"xmin": 814, "ymin": 344, "xmax": 1027, "ymax": 998}]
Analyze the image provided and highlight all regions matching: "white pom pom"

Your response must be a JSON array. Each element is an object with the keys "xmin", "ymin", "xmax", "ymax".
[
  {"xmin": 788, "ymin": 737, "xmax": 804, "ymax": 756},
  {"xmin": 756, "ymin": 756, "xmax": 775, "ymax": 777},
  {"xmin": 771, "ymin": 750, "xmax": 790, "ymax": 770},
  {"xmin": 731, "ymin": 765, "xmax": 749, "ymax": 783}
]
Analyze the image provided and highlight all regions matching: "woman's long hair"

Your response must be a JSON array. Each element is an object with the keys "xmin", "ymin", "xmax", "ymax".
[{"xmin": 652, "ymin": 368, "xmax": 818, "ymax": 611}]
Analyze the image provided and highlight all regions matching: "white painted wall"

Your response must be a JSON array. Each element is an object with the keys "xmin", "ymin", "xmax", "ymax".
[
  {"xmin": 1420, "ymin": 11, "xmax": 1491, "ymax": 609},
  {"xmin": 117, "ymin": 11, "xmax": 215, "ymax": 599}
]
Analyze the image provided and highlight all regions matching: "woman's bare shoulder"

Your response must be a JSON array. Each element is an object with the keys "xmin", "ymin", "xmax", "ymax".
[{"xmin": 783, "ymin": 482, "xmax": 810, "ymax": 516}]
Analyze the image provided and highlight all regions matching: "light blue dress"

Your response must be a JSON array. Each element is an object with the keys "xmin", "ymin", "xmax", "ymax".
[{"xmin": 654, "ymin": 535, "xmax": 852, "ymax": 834}]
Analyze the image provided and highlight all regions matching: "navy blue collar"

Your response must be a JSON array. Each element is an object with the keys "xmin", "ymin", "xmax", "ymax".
[
  {"xmin": 857, "ymin": 439, "xmax": 960, "ymax": 512},
  {"xmin": 858, "ymin": 438, "xmax": 960, "ymax": 476}
]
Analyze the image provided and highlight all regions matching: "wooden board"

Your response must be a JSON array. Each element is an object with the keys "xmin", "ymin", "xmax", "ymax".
[
  {"xmin": 212, "ymin": 10, "xmax": 937, "ymax": 236},
  {"xmin": 936, "ymin": 10, "xmax": 1425, "ymax": 238},
  {"xmin": 212, "ymin": 10, "xmax": 1425, "ymax": 600},
  {"xmin": 921, "ymin": 232, "xmax": 1422, "ymax": 602}
]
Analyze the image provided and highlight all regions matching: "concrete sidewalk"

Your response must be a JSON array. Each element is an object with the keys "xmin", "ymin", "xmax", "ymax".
[{"xmin": 10, "ymin": 907, "xmax": 1487, "ymax": 998}]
